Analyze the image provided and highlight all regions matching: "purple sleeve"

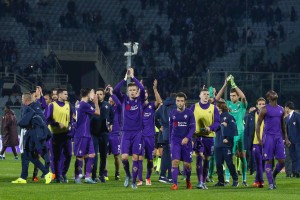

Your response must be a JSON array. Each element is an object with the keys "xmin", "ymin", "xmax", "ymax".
[
  {"xmin": 209, "ymin": 105, "xmax": 220, "ymax": 131},
  {"xmin": 83, "ymin": 102, "xmax": 95, "ymax": 115},
  {"xmin": 132, "ymin": 77, "xmax": 145, "ymax": 102},
  {"xmin": 46, "ymin": 103, "xmax": 55, "ymax": 125},
  {"xmin": 69, "ymin": 102, "xmax": 74, "ymax": 124},
  {"xmin": 113, "ymin": 80, "xmax": 126, "ymax": 101},
  {"xmin": 187, "ymin": 112, "xmax": 196, "ymax": 139},
  {"xmin": 111, "ymin": 94, "xmax": 121, "ymax": 107},
  {"xmin": 190, "ymin": 104, "xmax": 195, "ymax": 112},
  {"xmin": 37, "ymin": 96, "xmax": 47, "ymax": 110}
]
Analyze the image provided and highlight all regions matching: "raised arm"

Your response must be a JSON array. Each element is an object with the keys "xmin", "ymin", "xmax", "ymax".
[
  {"xmin": 234, "ymin": 86, "xmax": 247, "ymax": 104},
  {"xmin": 153, "ymin": 79, "xmax": 162, "ymax": 108},
  {"xmin": 215, "ymin": 79, "xmax": 229, "ymax": 101},
  {"xmin": 113, "ymin": 71, "xmax": 128, "ymax": 100}
]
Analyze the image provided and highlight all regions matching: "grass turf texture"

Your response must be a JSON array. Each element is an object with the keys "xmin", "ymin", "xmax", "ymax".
[{"xmin": 0, "ymin": 153, "xmax": 300, "ymax": 200}]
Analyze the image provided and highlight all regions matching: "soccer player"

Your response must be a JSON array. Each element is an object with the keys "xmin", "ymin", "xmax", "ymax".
[
  {"xmin": 256, "ymin": 90, "xmax": 290, "ymax": 190},
  {"xmin": 214, "ymin": 100, "xmax": 239, "ymax": 187},
  {"xmin": 107, "ymin": 86, "xmax": 122, "ymax": 180},
  {"xmin": 74, "ymin": 88, "xmax": 100, "ymax": 184},
  {"xmin": 113, "ymin": 67, "xmax": 145, "ymax": 189},
  {"xmin": 284, "ymin": 101, "xmax": 300, "ymax": 178},
  {"xmin": 244, "ymin": 97, "xmax": 266, "ymax": 188},
  {"xmin": 216, "ymin": 75, "xmax": 248, "ymax": 186},
  {"xmin": 169, "ymin": 92, "xmax": 195, "ymax": 190},
  {"xmin": 137, "ymin": 79, "xmax": 162, "ymax": 186},
  {"xmin": 47, "ymin": 88, "xmax": 73, "ymax": 183},
  {"xmin": 90, "ymin": 88, "xmax": 113, "ymax": 183},
  {"xmin": 191, "ymin": 88, "xmax": 220, "ymax": 189}
]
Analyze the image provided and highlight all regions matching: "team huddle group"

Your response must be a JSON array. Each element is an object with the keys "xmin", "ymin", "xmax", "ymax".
[{"xmin": 11, "ymin": 68, "xmax": 298, "ymax": 190}]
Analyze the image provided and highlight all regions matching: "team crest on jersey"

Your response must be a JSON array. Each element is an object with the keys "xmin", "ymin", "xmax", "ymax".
[
  {"xmin": 184, "ymin": 114, "xmax": 187, "ymax": 119},
  {"xmin": 293, "ymin": 122, "xmax": 296, "ymax": 125},
  {"xmin": 223, "ymin": 117, "xmax": 227, "ymax": 120},
  {"xmin": 90, "ymin": 106, "xmax": 94, "ymax": 110},
  {"xmin": 253, "ymin": 147, "xmax": 256, "ymax": 151},
  {"xmin": 264, "ymin": 153, "xmax": 267, "ymax": 158},
  {"xmin": 149, "ymin": 105, "xmax": 152, "ymax": 109},
  {"xmin": 173, "ymin": 115, "xmax": 176, "ymax": 119},
  {"xmin": 105, "ymin": 105, "xmax": 108, "ymax": 109},
  {"xmin": 227, "ymin": 149, "xmax": 231, "ymax": 155}
]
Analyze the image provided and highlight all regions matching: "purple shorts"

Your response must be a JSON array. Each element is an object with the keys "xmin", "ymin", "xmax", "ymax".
[
  {"xmin": 73, "ymin": 137, "xmax": 95, "ymax": 157},
  {"xmin": 141, "ymin": 136, "xmax": 155, "ymax": 160},
  {"xmin": 194, "ymin": 137, "xmax": 214, "ymax": 157},
  {"xmin": 262, "ymin": 134, "xmax": 285, "ymax": 160},
  {"xmin": 171, "ymin": 139, "xmax": 193, "ymax": 163},
  {"xmin": 109, "ymin": 133, "xmax": 121, "ymax": 155},
  {"xmin": 121, "ymin": 130, "xmax": 142, "ymax": 155}
]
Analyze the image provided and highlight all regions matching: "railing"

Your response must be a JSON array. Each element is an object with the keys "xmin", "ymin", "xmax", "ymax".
[
  {"xmin": 0, "ymin": 73, "xmax": 35, "ymax": 91},
  {"xmin": 46, "ymin": 41, "xmax": 98, "ymax": 54},
  {"xmin": 0, "ymin": 73, "xmax": 68, "ymax": 91},
  {"xmin": 179, "ymin": 71, "xmax": 300, "ymax": 104}
]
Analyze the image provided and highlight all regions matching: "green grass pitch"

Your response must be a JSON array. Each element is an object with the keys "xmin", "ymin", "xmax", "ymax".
[{"xmin": 0, "ymin": 153, "xmax": 300, "ymax": 200}]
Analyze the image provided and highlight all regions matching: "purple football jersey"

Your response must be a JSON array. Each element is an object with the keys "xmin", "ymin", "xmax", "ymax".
[
  {"xmin": 75, "ymin": 101, "xmax": 95, "ymax": 138},
  {"xmin": 169, "ymin": 108, "xmax": 196, "ymax": 141},
  {"xmin": 142, "ymin": 102, "xmax": 156, "ymax": 137},
  {"xmin": 263, "ymin": 104, "xmax": 284, "ymax": 136}
]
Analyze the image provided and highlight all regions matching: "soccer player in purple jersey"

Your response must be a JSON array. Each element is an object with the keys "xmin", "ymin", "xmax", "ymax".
[
  {"xmin": 137, "ymin": 79, "xmax": 162, "ymax": 186},
  {"xmin": 107, "ymin": 85, "xmax": 122, "ymax": 180},
  {"xmin": 113, "ymin": 68, "xmax": 145, "ymax": 189},
  {"xmin": 74, "ymin": 88, "xmax": 100, "ymax": 184},
  {"xmin": 170, "ymin": 92, "xmax": 195, "ymax": 190},
  {"xmin": 256, "ymin": 90, "xmax": 291, "ymax": 190}
]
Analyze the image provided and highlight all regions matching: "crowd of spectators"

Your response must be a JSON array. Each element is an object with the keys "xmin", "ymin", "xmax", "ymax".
[
  {"xmin": 0, "ymin": 37, "xmax": 17, "ymax": 68},
  {"xmin": 241, "ymin": 48, "xmax": 299, "ymax": 73}
]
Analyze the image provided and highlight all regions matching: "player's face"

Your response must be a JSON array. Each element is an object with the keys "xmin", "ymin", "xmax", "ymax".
[
  {"xmin": 89, "ymin": 89, "xmax": 95, "ymax": 100},
  {"xmin": 59, "ymin": 91, "xmax": 68, "ymax": 101},
  {"xmin": 52, "ymin": 90, "xmax": 58, "ymax": 101},
  {"xmin": 176, "ymin": 97, "xmax": 186, "ymax": 110},
  {"xmin": 96, "ymin": 90, "xmax": 105, "ymax": 102},
  {"xmin": 266, "ymin": 90, "xmax": 278, "ymax": 101},
  {"xmin": 128, "ymin": 86, "xmax": 138, "ymax": 99},
  {"xmin": 44, "ymin": 94, "xmax": 51, "ymax": 105},
  {"xmin": 256, "ymin": 100, "xmax": 266, "ymax": 110},
  {"xmin": 108, "ymin": 97, "xmax": 114, "ymax": 106},
  {"xmin": 230, "ymin": 92, "xmax": 239, "ymax": 103},
  {"xmin": 199, "ymin": 91, "xmax": 209, "ymax": 103}
]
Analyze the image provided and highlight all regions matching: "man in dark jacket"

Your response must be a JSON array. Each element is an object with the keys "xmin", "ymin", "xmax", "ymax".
[
  {"xmin": 0, "ymin": 105, "xmax": 19, "ymax": 160},
  {"xmin": 90, "ymin": 88, "xmax": 113, "ymax": 182},
  {"xmin": 12, "ymin": 92, "xmax": 52, "ymax": 184},
  {"xmin": 285, "ymin": 101, "xmax": 300, "ymax": 178},
  {"xmin": 155, "ymin": 93, "xmax": 177, "ymax": 183}
]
